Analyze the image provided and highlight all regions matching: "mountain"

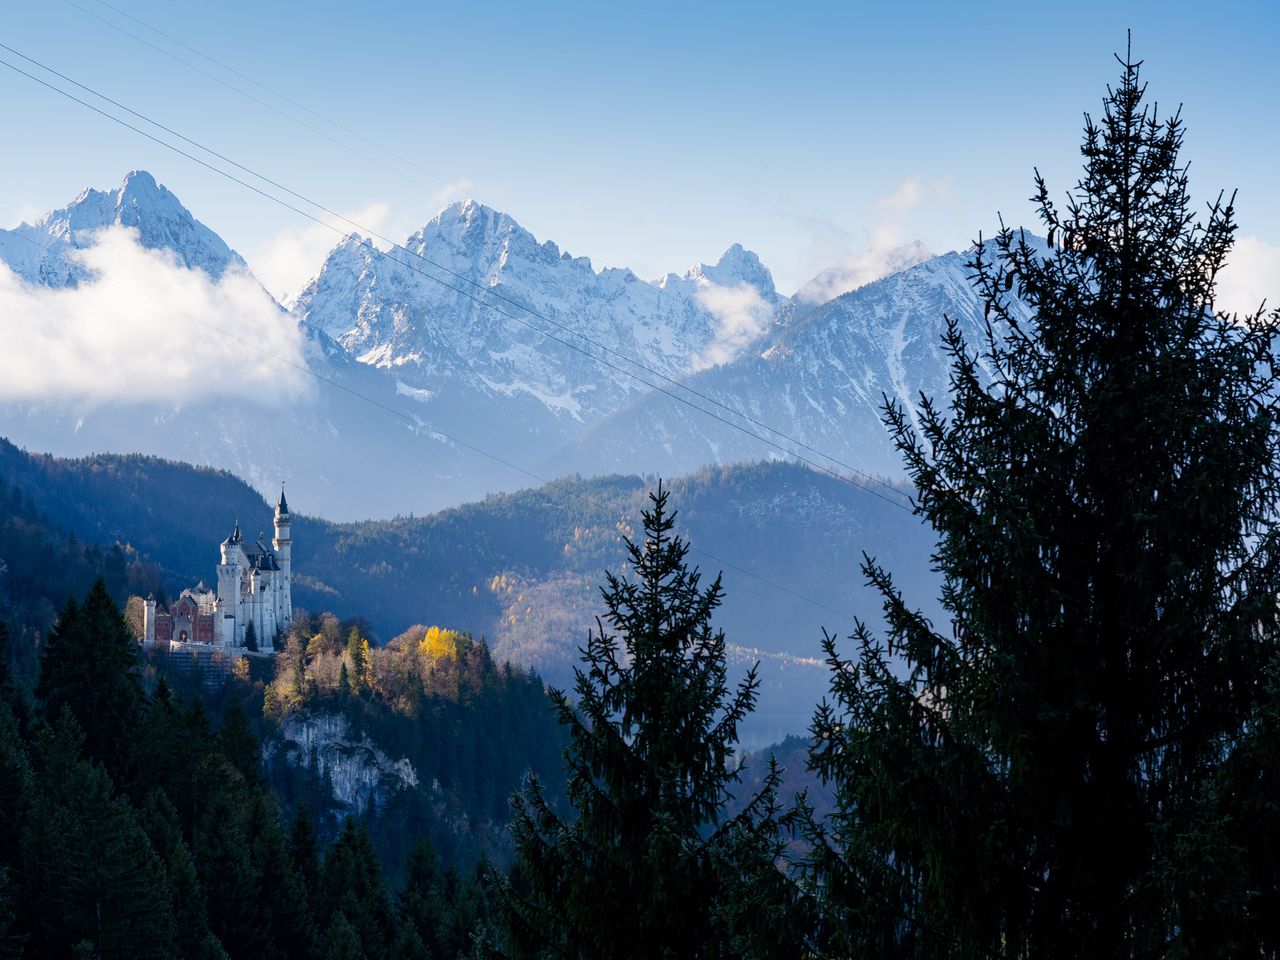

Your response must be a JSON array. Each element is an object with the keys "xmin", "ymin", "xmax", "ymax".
[
  {"xmin": 0, "ymin": 439, "xmax": 938, "ymax": 745},
  {"xmin": 293, "ymin": 200, "xmax": 785, "ymax": 427},
  {"xmin": 0, "ymin": 170, "xmax": 245, "ymax": 285},
  {"xmin": 0, "ymin": 169, "xmax": 1026, "ymax": 523},
  {"xmin": 791, "ymin": 239, "xmax": 934, "ymax": 308},
  {"xmin": 0, "ymin": 173, "xmax": 587, "ymax": 519},
  {"xmin": 546, "ymin": 240, "xmax": 1039, "ymax": 483}
]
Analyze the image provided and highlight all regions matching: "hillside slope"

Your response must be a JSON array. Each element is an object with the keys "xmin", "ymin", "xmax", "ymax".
[{"xmin": 0, "ymin": 440, "xmax": 938, "ymax": 742}]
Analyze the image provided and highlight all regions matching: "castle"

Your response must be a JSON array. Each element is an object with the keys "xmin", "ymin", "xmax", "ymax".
[{"xmin": 142, "ymin": 489, "xmax": 293, "ymax": 654}]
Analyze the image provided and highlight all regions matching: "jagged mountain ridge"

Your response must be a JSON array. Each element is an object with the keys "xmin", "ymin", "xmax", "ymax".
[
  {"xmin": 0, "ymin": 172, "xmax": 571, "ymax": 519},
  {"xmin": 0, "ymin": 169, "xmax": 1026, "ymax": 520},
  {"xmin": 545, "ymin": 239, "xmax": 1039, "ymax": 482},
  {"xmin": 293, "ymin": 199, "xmax": 786, "ymax": 424},
  {"xmin": 0, "ymin": 170, "xmax": 245, "ymax": 286}
]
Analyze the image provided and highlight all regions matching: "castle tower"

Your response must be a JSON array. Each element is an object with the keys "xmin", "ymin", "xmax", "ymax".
[
  {"xmin": 272, "ymin": 486, "xmax": 293, "ymax": 637},
  {"xmin": 143, "ymin": 594, "xmax": 157, "ymax": 645},
  {"xmin": 215, "ymin": 522, "xmax": 244, "ymax": 649}
]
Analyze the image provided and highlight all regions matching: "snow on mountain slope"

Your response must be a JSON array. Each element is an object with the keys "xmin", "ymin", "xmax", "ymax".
[
  {"xmin": 0, "ymin": 171, "xmax": 245, "ymax": 286},
  {"xmin": 292, "ymin": 200, "xmax": 785, "ymax": 424},
  {"xmin": 0, "ymin": 173, "xmax": 564, "ymax": 520},
  {"xmin": 0, "ymin": 168, "xmax": 1019, "ymax": 521},
  {"xmin": 544, "ymin": 240, "xmax": 1038, "ymax": 483}
]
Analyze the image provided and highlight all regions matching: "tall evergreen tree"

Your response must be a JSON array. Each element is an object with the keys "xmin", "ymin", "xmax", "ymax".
[
  {"xmin": 289, "ymin": 802, "xmax": 322, "ymax": 905},
  {"xmin": 219, "ymin": 698, "xmax": 262, "ymax": 786},
  {"xmin": 494, "ymin": 483, "xmax": 802, "ymax": 959},
  {"xmin": 137, "ymin": 789, "xmax": 224, "ymax": 960},
  {"xmin": 319, "ymin": 818, "xmax": 395, "ymax": 960},
  {"xmin": 804, "ymin": 52, "xmax": 1280, "ymax": 958},
  {"xmin": 25, "ymin": 715, "xmax": 175, "ymax": 959},
  {"xmin": 36, "ymin": 580, "xmax": 141, "ymax": 777},
  {"xmin": 244, "ymin": 620, "xmax": 259, "ymax": 653}
]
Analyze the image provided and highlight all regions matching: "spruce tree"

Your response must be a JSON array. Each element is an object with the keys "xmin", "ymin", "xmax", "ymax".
[
  {"xmin": 494, "ymin": 483, "xmax": 802, "ymax": 959},
  {"xmin": 244, "ymin": 620, "xmax": 259, "ymax": 653},
  {"xmin": 26, "ymin": 715, "xmax": 175, "ymax": 959},
  {"xmin": 804, "ymin": 52, "xmax": 1280, "ymax": 958},
  {"xmin": 219, "ymin": 698, "xmax": 262, "ymax": 785},
  {"xmin": 319, "ymin": 818, "xmax": 395, "ymax": 960},
  {"xmin": 289, "ymin": 802, "xmax": 322, "ymax": 904},
  {"xmin": 36, "ymin": 581, "xmax": 142, "ymax": 778}
]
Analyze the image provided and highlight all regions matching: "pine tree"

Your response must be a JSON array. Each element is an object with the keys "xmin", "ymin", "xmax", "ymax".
[
  {"xmin": 804, "ymin": 51, "xmax": 1280, "ymax": 958},
  {"xmin": 494, "ymin": 483, "xmax": 802, "ymax": 959},
  {"xmin": 289, "ymin": 802, "xmax": 322, "ymax": 904},
  {"xmin": 219, "ymin": 698, "xmax": 262, "ymax": 785},
  {"xmin": 346, "ymin": 629, "xmax": 370, "ymax": 695},
  {"xmin": 138, "ymin": 789, "xmax": 220, "ymax": 960},
  {"xmin": 319, "ymin": 818, "xmax": 395, "ymax": 960},
  {"xmin": 245, "ymin": 620, "xmax": 259, "ymax": 653},
  {"xmin": 25, "ymin": 714, "xmax": 175, "ymax": 959},
  {"xmin": 247, "ymin": 791, "xmax": 318, "ymax": 960},
  {"xmin": 36, "ymin": 580, "xmax": 142, "ymax": 778},
  {"xmin": 0, "ymin": 622, "xmax": 31, "ymax": 737}
]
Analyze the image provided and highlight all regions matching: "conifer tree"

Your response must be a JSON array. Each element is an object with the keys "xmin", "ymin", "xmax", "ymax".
[
  {"xmin": 319, "ymin": 818, "xmax": 395, "ymax": 960},
  {"xmin": 289, "ymin": 802, "xmax": 322, "ymax": 904},
  {"xmin": 219, "ymin": 698, "xmax": 262, "ymax": 785},
  {"xmin": 494, "ymin": 483, "xmax": 802, "ymax": 959},
  {"xmin": 25, "ymin": 715, "xmax": 175, "ymax": 959},
  {"xmin": 0, "ymin": 622, "xmax": 31, "ymax": 737},
  {"xmin": 804, "ymin": 51, "xmax": 1280, "ymax": 958},
  {"xmin": 244, "ymin": 620, "xmax": 259, "ymax": 653},
  {"xmin": 36, "ymin": 581, "xmax": 141, "ymax": 779},
  {"xmin": 346, "ymin": 629, "xmax": 370, "ymax": 694},
  {"xmin": 138, "ymin": 789, "xmax": 223, "ymax": 960}
]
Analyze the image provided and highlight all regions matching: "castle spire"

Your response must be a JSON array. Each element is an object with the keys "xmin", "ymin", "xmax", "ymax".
[{"xmin": 276, "ymin": 484, "xmax": 289, "ymax": 517}]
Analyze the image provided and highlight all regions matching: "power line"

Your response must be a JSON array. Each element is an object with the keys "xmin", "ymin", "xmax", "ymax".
[
  {"xmin": 57, "ymin": 0, "xmax": 448, "ymax": 199},
  {"xmin": 1, "ymin": 226, "xmax": 859, "ymax": 624},
  {"xmin": 0, "ymin": 43, "xmax": 916, "ymax": 514},
  {"xmin": 22, "ymin": 19, "xmax": 916, "ymax": 508},
  {"xmin": 77, "ymin": 0, "xmax": 456, "ymax": 195}
]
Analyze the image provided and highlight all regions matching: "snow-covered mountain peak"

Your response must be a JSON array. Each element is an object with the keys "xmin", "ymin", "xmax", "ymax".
[
  {"xmin": 792, "ymin": 240, "xmax": 934, "ymax": 306},
  {"xmin": 0, "ymin": 170, "xmax": 245, "ymax": 286},
  {"xmin": 684, "ymin": 242, "xmax": 777, "ymax": 295}
]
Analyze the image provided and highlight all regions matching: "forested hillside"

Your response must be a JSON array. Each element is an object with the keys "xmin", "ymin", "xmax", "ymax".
[{"xmin": 0, "ymin": 438, "xmax": 937, "ymax": 741}]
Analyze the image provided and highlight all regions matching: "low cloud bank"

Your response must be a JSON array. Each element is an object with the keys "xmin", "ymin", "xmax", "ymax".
[
  {"xmin": 693, "ymin": 282, "xmax": 776, "ymax": 371},
  {"xmin": 0, "ymin": 226, "xmax": 311, "ymax": 406}
]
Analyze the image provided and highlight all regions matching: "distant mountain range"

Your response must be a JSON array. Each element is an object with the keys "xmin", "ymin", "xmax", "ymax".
[{"xmin": 0, "ymin": 170, "xmax": 1019, "ymax": 521}]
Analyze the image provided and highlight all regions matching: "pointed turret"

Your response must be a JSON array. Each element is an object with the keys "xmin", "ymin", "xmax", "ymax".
[{"xmin": 272, "ymin": 485, "xmax": 293, "ymax": 636}]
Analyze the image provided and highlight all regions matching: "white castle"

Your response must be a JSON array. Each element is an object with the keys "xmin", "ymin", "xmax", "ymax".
[{"xmin": 142, "ymin": 489, "xmax": 293, "ymax": 653}]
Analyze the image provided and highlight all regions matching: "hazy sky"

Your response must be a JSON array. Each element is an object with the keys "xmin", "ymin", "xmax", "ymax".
[{"xmin": 1, "ymin": 1, "xmax": 1277, "ymax": 304}]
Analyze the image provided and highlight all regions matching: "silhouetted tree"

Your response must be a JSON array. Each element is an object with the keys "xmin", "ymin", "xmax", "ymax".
[
  {"xmin": 494, "ymin": 483, "xmax": 802, "ymax": 958},
  {"xmin": 804, "ymin": 50, "xmax": 1280, "ymax": 958}
]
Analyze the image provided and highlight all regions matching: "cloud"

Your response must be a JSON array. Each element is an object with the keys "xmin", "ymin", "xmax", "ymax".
[
  {"xmin": 1217, "ymin": 235, "xmax": 1280, "ymax": 319},
  {"xmin": 6, "ymin": 204, "xmax": 45, "ymax": 229},
  {"xmin": 249, "ymin": 201, "xmax": 394, "ymax": 303},
  {"xmin": 794, "ymin": 176, "xmax": 954, "ymax": 305},
  {"xmin": 692, "ymin": 282, "xmax": 776, "ymax": 371},
  {"xmin": 0, "ymin": 226, "xmax": 310, "ymax": 406}
]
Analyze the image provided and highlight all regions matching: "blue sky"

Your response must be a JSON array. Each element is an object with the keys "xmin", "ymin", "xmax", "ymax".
[{"xmin": 1, "ymin": 1, "xmax": 1277, "ymax": 303}]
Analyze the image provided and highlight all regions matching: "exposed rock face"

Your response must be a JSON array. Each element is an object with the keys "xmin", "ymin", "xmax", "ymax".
[{"xmin": 272, "ymin": 711, "xmax": 418, "ymax": 813}]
